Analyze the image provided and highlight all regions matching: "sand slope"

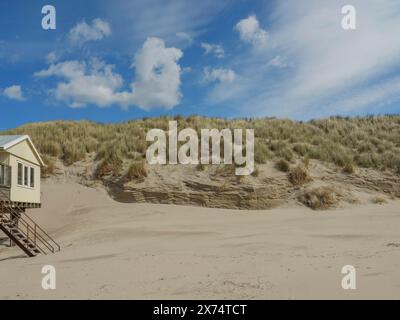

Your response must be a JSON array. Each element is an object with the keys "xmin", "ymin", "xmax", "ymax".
[{"xmin": 1, "ymin": 179, "xmax": 400, "ymax": 299}]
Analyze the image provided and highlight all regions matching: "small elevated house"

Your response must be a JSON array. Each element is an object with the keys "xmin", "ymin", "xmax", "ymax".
[
  {"xmin": 0, "ymin": 135, "xmax": 59, "ymax": 257},
  {"xmin": 0, "ymin": 135, "xmax": 43, "ymax": 205}
]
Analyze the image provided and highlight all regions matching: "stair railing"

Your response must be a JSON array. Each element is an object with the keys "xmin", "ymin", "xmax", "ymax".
[{"xmin": 0, "ymin": 189, "xmax": 60, "ymax": 254}]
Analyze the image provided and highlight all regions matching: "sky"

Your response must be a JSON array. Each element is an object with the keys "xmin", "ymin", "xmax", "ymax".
[{"xmin": 1, "ymin": 0, "xmax": 400, "ymax": 130}]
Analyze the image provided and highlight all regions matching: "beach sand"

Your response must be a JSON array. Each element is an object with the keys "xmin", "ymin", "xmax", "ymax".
[{"xmin": 0, "ymin": 179, "xmax": 399, "ymax": 299}]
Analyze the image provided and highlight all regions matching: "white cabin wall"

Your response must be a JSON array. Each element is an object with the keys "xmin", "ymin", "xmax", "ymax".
[
  {"xmin": 6, "ymin": 141, "xmax": 40, "ymax": 166},
  {"xmin": 9, "ymin": 154, "xmax": 41, "ymax": 203}
]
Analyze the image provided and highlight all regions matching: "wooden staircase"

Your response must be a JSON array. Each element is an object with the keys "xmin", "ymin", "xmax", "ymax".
[{"xmin": 0, "ymin": 201, "xmax": 60, "ymax": 257}]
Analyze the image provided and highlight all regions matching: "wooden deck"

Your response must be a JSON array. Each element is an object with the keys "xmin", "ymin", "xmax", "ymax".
[{"xmin": 0, "ymin": 201, "xmax": 41, "ymax": 209}]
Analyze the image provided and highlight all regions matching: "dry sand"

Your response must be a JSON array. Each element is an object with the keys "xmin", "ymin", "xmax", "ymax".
[{"xmin": 1, "ymin": 178, "xmax": 400, "ymax": 299}]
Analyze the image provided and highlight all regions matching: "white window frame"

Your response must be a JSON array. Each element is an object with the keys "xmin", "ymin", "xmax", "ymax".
[
  {"xmin": 17, "ymin": 162, "xmax": 23, "ymax": 186},
  {"xmin": 16, "ymin": 161, "xmax": 35, "ymax": 189}
]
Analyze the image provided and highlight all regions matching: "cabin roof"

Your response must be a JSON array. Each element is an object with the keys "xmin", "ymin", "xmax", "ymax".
[
  {"xmin": 0, "ymin": 135, "xmax": 26, "ymax": 148},
  {"xmin": 0, "ymin": 135, "xmax": 44, "ymax": 166}
]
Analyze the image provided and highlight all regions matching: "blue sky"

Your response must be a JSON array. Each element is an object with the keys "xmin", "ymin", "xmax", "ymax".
[{"xmin": 1, "ymin": 0, "xmax": 400, "ymax": 130}]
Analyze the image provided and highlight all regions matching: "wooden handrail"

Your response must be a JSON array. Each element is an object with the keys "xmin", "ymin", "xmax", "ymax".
[
  {"xmin": 0, "ymin": 206, "xmax": 59, "ymax": 254},
  {"xmin": 0, "ymin": 188, "xmax": 60, "ymax": 255},
  {"xmin": 22, "ymin": 211, "xmax": 60, "ymax": 252}
]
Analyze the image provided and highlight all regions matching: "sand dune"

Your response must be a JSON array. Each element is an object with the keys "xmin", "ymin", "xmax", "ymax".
[{"xmin": 1, "ymin": 178, "xmax": 400, "ymax": 299}]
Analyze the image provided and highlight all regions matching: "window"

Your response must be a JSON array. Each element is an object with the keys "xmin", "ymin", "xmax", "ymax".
[
  {"xmin": 24, "ymin": 166, "xmax": 28, "ymax": 186},
  {"xmin": 18, "ymin": 163, "xmax": 23, "ymax": 185},
  {"xmin": 17, "ymin": 162, "xmax": 35, "ymax": 188},
  {"xmin": 30, "ymin": 167, "xmax": 35, "ymax": 188}
]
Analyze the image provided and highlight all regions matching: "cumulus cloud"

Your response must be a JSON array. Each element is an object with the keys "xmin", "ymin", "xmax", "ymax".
[
  {"xmin": 123, "ymin": 37, "xmax": 183, "ymax": 110},
  {"xmin": 3, "ymin": 85, "xmax": 25, "ymax": 101},
  {"xmin": 35, "ymin": 37, "xmax": 183, "ymax": 110},
  {"xmin": 203, "ymin": 67, "xmax": 236, "ymax": 83},
  {"xmin": 35, "ymin": 59, "xmax": 123, "ymax": 108},
  {"xmin": 235, "ymin": 15, "xmax": 268, "ymax": 47},
  {"xmin": 68, "ymin": 18, "xmax": 111, "ymax": 45},
  {"xmin": 201, "ymin": 42, "xmax": 225, "ymax": 58}
]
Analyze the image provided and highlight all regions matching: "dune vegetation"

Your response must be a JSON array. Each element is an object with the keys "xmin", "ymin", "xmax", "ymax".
[
  {"xmin": 2, "ymin": 115, "xmax": 400, "ymax": 180},
  {"xmin": 298, "ymin": 186, "xmax": 340, "ymax": 210}
]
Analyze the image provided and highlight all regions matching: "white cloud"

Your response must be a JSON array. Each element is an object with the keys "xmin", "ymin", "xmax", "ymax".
[
  {"xmin": 35, "ymin": 59, "xmax": 123, "ymax": 108},
  {"xmin": 325, "ymin": 76, "xmax": 400, "ymax": 114},
  {"xmin": 201, "ymin": 42, "xmax": 225, "ymax": 58},
  {"xmin": 203, "ymin": 67, "xmax": 236, "ymax": 83},
  {"xmin": 182, "ymin": 66, "xmax": 192, "ymax": 74},
  {"xmin": 212, "ymin": 1, "xmax": 400, "ymax": 119},
  {"xmin": 104, "ymin": 0, "xmax": 229, "ymax": 46},
  {"xmin": 46, "ymin": 51, "xmax": 59, "ymax": 64},
  {"xmin": 3, "ymin": 85, "xmax": 25, "ymax": 101},
  {"xmin": 68, "ymin": 18, "xmax": 111, "ymax": 45},
  {"xmin": 265, "ymin": 0, "xmax": 400, "ymax": 117},
  {"xmin": 176, "ymin": 32, "xmax": 193, "ymax": 44},
  {"xmin": 35, "ymin": 37, "xmax": 183, "ymax": 110},
  {"xmin": 267, "ymin": 55, "xmax": 287, "ymax": 68},
  {"xmin": 122, "ymin": 37, "xmax": 183, "ymax": 110},
  {"xmin": 235, "ymin": 15, "xmax": 268, "ymax": 48}
]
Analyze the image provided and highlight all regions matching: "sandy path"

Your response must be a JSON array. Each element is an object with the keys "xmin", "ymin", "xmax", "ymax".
[{"xmin": 0, "ymin": 180, "xmax": 399, "ymax": 299}]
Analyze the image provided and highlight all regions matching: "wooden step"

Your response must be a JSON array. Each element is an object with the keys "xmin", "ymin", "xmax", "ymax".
[{"xmin": 1, "ymin": 209, "xmax": 60, "ymax": 257}]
